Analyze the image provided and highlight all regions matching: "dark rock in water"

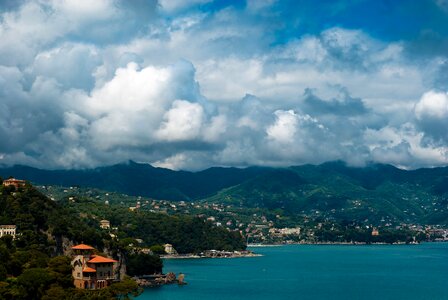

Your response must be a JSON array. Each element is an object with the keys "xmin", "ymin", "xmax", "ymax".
[
  {"xmin": 135, "ymin": 272, "xmax": 187, "ymax": 287},
  {"xmin": 165, "ymin": 272, "xmax": 176, "ymax": 283},
  {"xmin": 178, "ymin": 273, "xmax": 186, "ymax": 285}
]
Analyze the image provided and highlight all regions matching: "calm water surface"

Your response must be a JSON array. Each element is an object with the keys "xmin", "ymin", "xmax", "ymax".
[{"xmin": 139, "ymin": 243, "xmax": 448, "ymax": 300}]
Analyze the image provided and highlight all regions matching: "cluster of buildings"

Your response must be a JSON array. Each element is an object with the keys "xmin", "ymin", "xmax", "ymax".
[{"xmin": 269, "ymin": 227, "xmax": 301, "ymax": 236}]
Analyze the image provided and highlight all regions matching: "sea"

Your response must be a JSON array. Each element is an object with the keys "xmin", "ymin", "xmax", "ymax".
[{"xmin": 139, "ymin": 243, "xmax": 448, "ymax": 300}]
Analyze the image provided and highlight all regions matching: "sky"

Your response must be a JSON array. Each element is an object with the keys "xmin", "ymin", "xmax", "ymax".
[{"xmin": 1, "ymin": 0, "xmax": 448, "ymax": 170}]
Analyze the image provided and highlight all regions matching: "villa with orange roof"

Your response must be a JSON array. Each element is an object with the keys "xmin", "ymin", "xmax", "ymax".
[
  {"xmin": 71, "ymin": 243, "xmax": 118, "ymax": 289},
  {"xmin": 2, "ymin": 178, "xmax": 25, "ymax": 189}
]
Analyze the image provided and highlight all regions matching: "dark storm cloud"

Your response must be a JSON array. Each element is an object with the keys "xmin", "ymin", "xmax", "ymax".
[{"xmin": 302, "ymin": 88, "xmax": 368, "ymax": 116}]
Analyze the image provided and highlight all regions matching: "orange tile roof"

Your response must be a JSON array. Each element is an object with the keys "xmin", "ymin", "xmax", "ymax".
[
  {"xmin": 87, "ymin": 255, "xmax": 118, "ymax": 264},
  {"xmin": 3, "ymin": 178, "xmax": 25, "ymax": 183},
  {"xmin": 72, "ymin": 244, "xmax": 95, "ymax": 250},
  {"xmin": 83, "ymin": 267, "xmax": 97, "ymax": 273}
]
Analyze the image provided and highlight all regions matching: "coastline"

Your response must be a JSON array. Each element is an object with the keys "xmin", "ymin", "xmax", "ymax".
[
  {"xmin": 247, "ymin": 241, "xmax": 423, "ymax": 247},
  {"xmin": 161, "ymin": 250, "xmax": 262, "ymax": 259},
  {"xmin": 158, "ymin": 240, "xmax": 437, "ymax": 261},
  {"xmin": 247, "ymin": 243, "xmax": 283, "ymax": 247},
  {"xmin": 134, "ymin": 272, "xmax": 187, "ymax": 287},
  {"xmin": 161, "ymin": 241, "xmax": 428, "ymax": 261}
]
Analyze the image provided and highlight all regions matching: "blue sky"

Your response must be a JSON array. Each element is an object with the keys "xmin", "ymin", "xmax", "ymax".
[{"xmin": 0, "ymin": 0, "xmax": 448, "ymax": 170}]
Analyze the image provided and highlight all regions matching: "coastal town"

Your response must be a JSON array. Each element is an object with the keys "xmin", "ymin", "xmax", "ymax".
[
  {"xmin": 2, "ymin": 178, "xmax": 448, "ymax": 295},
  {"xmin": 38, "ymin": 184, "xmax": 448, "ymax": 246},
  {"xmin": 2, "ymin": 178, "xmax": 448, "ymax": 297},
  {"xmin": 2, "ymin": 1, "xmax": 448, "ymax": 299}
]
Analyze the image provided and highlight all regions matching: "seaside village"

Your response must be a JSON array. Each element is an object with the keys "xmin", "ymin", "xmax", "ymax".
[
  {"xmin": 84, "ymin": 190, "xmax": 448, "ymax": 245},
  {"xmin": 3, "ymin": 178, "xmax": 448, "ymax": 290}
]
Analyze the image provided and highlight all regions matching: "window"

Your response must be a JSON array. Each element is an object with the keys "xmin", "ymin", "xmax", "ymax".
[{"xmin": 77, "ymin": 272, "xmax": 80, "ymax": 277}]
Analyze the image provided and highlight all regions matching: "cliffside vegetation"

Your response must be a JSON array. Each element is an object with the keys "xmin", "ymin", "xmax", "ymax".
[
  {"xmin": 0, "ymin": 181, "xmax": 142, "ymax": 299},
  {"xmin": 59, "ymin": 195, "xmax": 247, "ymax": 254},
  {"xmin": 0, "ymin": 178, "xmax": 246, "ymax": 299}
]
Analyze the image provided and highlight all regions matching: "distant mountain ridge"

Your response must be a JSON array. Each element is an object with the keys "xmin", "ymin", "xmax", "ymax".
[
  {"xmin": 0, "ymin": 161, "xmax": 271, "ymax": 200},
  {"xmin": 1, "ymin": 160, "xmax": 448, "ymax": 225},
  {"xmin": 208, "ymin": 161, "xmax": 448, "ymax": 224}
]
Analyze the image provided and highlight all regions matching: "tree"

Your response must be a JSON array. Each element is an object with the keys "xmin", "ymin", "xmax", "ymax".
[
  {"xmin": 17, "ymin": 268, "xmax": 54, "ymax": 300},
  {"xmin": 47, "ymin": 256, "xmax": 72, "ymax": 275},
  {"xmin": 127, "ymin": 253, "xmax": 162, "ymax": 276},
  {"xmin": 0, "ymin": 235, "xmax": 13, "ymax": 249},
  {"xmin": 47, "ymin": 256, "xmax": 73, "ymax": 288},
  {"xmin": 109, "ymin": 277, "xmax": 142, "ymax": 299},
  {"xmin": 0, "ymin": 264, "xmax": 6, "ymax": 281},
  {"xmin": 42, "ymin": 286, "xmax": 68, "ymax": 300},
  {"xmin": 149, "ymin": 244, "xmax": 165, "ymax": 255}
]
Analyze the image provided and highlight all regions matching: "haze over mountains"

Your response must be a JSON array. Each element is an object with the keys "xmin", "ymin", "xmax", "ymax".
[{"xmin": 1, "ymin": 161, "xmax": 447, "ymax": 225}]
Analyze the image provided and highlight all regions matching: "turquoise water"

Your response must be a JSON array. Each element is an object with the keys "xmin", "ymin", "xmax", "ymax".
[{"xmin": 139, "ymin": 243, "xmax": 448, "ymax": 300}]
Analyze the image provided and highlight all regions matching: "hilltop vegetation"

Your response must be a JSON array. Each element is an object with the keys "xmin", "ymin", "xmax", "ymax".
[
  {"xmin": 209, "ymin": 162, "xmax": 448, "ymax": 225},
  {"xmin": 2, "ymin": 161, "xmax": 447, "ymax": 226},
  {"xmin": 58, "ymin": 195, "xmax": 246, "ymax": 253},
  {"xmin": 0, "ymin": 161, "xmax": 269, "ymax": 201},
  {"xmin": 0, "ymin": 182, "xmax": 142, "ymax": 299},
  {"xmin": 0, "ymin": 180, "xmax": 245, "ymax": 299},
  {"xmin": 0, "ymin": 182, "xmax": 108, "ymax": 252}
]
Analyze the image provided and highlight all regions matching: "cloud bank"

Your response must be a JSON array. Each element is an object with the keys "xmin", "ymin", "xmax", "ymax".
[{"xmin": 1, "ymin": 0, "xmax": 448, "ymax": 170}]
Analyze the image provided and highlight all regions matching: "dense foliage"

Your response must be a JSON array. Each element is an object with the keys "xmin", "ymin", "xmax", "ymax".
[
  {"xmin": 208, "ymin": 162, "xmax": 448, "ymax": 225},
  {"xmin": 2, "ymin": 161, "xmax": 448, "ymax": 225},
  {"xmin": 126, "ymin": 253, "xmax": 163, "ymax": 276},
  {"xmin": 0, "ymin": 235, "xmax": 141, "ymax": 300},
  {"xmin": 60, "ymin": 196, "xmax": 247, "ymax": 253},
  {"xmin": 0, "ymin": 182, "xmax": 141, "ymax": 299},
  {"xmin": 0, "ymin": 178, "xmax": 246, "ymax": 298},
  {"xmin": 0, "ymin": 161, "xmax": 268, "ymax": 201},
  {"xmin": 310, "ymin": 220, "xmax": 426, "ymax": 244},
  {"xmin": 0, "ymin": 183, "xmax": 108, "ymax": 251}
]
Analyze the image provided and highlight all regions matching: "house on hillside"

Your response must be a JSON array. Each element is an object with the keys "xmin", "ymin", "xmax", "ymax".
[
  {"xmin": 100, "ymin": 220, "xmax": 110, "ymax": 230},
  {"xmin": 0, "ymin": 225, "xmax": 16, "ymax": 239},
  {"xmin": 164, "ymin": 243, "xmax": 177, "ymax": 255},
  {"xmin": 2, "ymin": 178, "xmax": 25, "ymax": 189},
  {"xmin": 71, "ymin": 244, "xmax": 118, "ymax": 289}
]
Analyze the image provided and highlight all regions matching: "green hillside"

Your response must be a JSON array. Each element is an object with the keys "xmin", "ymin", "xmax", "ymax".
[
  {"xmin": 0, "ymin": 179, "xmax": 246, "ymax": 299},
  {"xmin": 0, "ymin": 162, "xmax": 269, "ymax": 201},
  {"xmin": 207, "ymin": 162, "xmax": 448, "ymax": 225},
  {"xmin": 1, "ymin": 161, "xmax": 448, "ymax": 225},
  {"xmin": 0, "ymin": 181, "xmax": 142, "ymax": 299}
]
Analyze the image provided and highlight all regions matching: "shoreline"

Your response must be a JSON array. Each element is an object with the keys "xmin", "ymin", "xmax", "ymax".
[
  {"xmin": 158, "ymin": 241, "xmax": 444, "ymax": 260},
  {"xmin": 161, "ymin": 254, "xmax": 263, "ymax": 259},
  {"xmin": 161, "ymin": 251, "xmax": 263, "ymax": 259},
  {"xmin": 134, "ymin": 272, "xmax": 187, "ymax": 287},
  {"xmin": 247, "ymin": 241, "xmax": 425, "ymax": 247}
]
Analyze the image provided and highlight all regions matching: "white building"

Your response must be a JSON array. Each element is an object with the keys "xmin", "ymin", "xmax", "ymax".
[
  {"xmin": 280, "ymin": 227, "xmax": 301, "ymax": 235},
  {"xmin": 164, "ymin": 243, "xmax": 177, "ymax": 255},
  {"xmin": 0, "ymin": 225, "xmax": 16, "ymax": 239},
  {"xmin": 99, "ymin": 220, "xmax": 110, "ymax": 230}
]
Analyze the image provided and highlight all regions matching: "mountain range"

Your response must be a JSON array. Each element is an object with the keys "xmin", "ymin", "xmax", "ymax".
[{"xmin": 1, "ymin": 161, "xmax": 447, "ymax": 225}]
